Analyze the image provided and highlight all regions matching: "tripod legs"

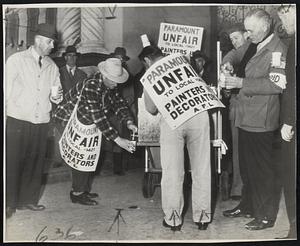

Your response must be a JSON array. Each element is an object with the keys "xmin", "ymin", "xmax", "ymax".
[{"xmin": 108, "ymin": 209, "xmax": 126, "ymax": 235}]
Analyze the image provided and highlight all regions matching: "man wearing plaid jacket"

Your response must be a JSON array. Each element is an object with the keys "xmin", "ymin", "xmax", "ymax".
[{"xmin": 53, "ymin": 58, "xmax": 137, "ymax": 206}]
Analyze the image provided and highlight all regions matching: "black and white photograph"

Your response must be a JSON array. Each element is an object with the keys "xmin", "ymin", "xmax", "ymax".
[{"xmin": 3, "ymin": 2, "xmax": 298, "ymax": 243}]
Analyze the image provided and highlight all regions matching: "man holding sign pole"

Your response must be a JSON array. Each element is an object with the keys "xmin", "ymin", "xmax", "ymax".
[
  {"xmin": 53, "ymin": 58, "xmax": 137, "ymax": 206},
  {"xmin": 139, "ymin": 43, "xmax": 223, "ymax": 231}
]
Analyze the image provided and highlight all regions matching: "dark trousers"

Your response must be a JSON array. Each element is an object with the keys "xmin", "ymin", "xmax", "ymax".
[
  {"xmin": 281, "ymin": 138, "xmax": 296, "ymax": 227},
  {"xmin": 113, "ymin": 151, "xmax": 130, "ymax": 174},
  {"xmin": 6, "ymin": 117, "xmax": 49, "ymax": 208},
  {"xmin": 71, "ymin": 168, "xmax": 94, "ymax": 193},
  {"xmin": 238, "ymin": 129, "xmax": 280, "ymax": 221}
]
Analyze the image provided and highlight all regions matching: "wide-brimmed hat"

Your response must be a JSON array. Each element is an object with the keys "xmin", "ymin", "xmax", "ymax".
[
  {"xmin": 62, "ymin": 45, "xmax": 81, "ymax": 57},
  {"xmin": 98, "ymin": 58, "xmax": 129, "ymax": 83},
  {"xmin": 35, "ymin": 23, "xmax": 57, "ymax": 40},
  {"xmin": 110, "ymin": 47, "xmax": 130, "ymax": 61}
]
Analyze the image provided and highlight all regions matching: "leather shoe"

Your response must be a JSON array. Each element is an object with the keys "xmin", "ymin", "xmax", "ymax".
[
  {"xmin": 6, "ymin": 207, "xmax": 16, "ymax": 218},
  {"xmin": 162, "ymin": 220, "xmax": 182, "ymax": 231},
  {"xmin": 84, "ymin": 192, "xmax": 99, "ymax": 199},
  {"xmin": 195, "ymin": 222, "xmax": 209, "ymax": 230},
  {"xmin": 70, "ymin": 192, "xmax": 98, "ymax": 206},
  {"xmin": 245, "ymin": 218, "xmax": 275, "ymax": 230},
  {"xmin": 223, "ymin": 207, "xmax": 252, "ymax": 218},
  {"xmin": 17, "ymin": 204, "xmax": 45, "ymax": 211}
]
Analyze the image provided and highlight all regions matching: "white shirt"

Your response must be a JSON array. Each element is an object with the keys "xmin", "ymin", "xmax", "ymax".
[
  {"xmin": 31, "ymin": 46, "xmax": 42, "ymax": 66},
  {"xmin": 66, "ymin": 65, "xmax": 76, "ymax": 76},
  {"xmin": 257, "ymin": 34, "xmax": 274, "ymax": 52},
  {"xmin": 5, "ymin": 46, "xmax": 61, "ymax": 124}
]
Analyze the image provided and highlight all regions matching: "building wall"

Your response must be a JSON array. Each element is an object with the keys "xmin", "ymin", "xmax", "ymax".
[
  {"xmin": 5, "ymin": 6, "xmax": 216, "ymax": 80},
  {"xmin": 122, "ymin": 6, "xmax": 215, "ymax": 80},
  {"xmin": 104, "ymin": 7, "xmax": 123, "ymax": 53}
]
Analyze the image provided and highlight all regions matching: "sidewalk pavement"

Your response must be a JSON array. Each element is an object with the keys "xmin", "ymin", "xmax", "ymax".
[{"xmin": 4, "ymin": 168, "xmax": 291, "ymax": 243}]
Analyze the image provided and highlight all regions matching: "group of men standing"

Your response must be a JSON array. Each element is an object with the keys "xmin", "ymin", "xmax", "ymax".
[
  {"xmin": 221, "ymin": 7, "xmax": 296, "ymax": 237},
  {"xmin": 5, "ymin": 23, "xmax": 137, "ymax": 217},
  {"xmin": 5, "ymin": 5, "xmax": 296, "ymax": 239}
]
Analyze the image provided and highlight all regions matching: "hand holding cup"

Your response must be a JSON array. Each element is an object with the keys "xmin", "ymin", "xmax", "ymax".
[{"xmin": 50, "ymin": 85, "xmax": 63, "ymax": 104}]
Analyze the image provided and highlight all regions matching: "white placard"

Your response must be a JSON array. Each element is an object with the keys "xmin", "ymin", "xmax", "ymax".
[
  {"xmin": 141, "ymin": 53, "xmax": 225, "ymax": 129},
  {"xmin": 59, "ymin": 104, "xmax": 102, "ymax": 172},
  {"xmin": 158, "ymin": 22, "xmax": 204, "ymax": 57}
]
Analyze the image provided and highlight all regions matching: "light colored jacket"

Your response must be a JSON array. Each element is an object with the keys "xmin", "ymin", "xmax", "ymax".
[
  {"xmin": 6, "ymin": 47, "xmax": 61, "ymax": 124},
  {"xmin": 235, "ymin": 34, "xmax": 287, "ymax": 132}
]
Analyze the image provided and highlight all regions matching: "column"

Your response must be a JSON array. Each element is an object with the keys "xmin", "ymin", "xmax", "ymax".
[
  {"xmin": 18, "ymin": 9, "xmax": 27, "ymax": 50},
  {"xmin": 80, "ymin": 7, "xmax": 107, "ymax": 54},
  {"xmin": 56, "ymin": 8, "xmax": 81, "ymax": 54},
  {"xmin": 38, "ymin": 8, "xmax": 47, "ymax": 24}
]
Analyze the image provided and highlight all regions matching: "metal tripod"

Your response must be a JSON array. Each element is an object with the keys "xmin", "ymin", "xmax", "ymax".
[{"xmin": 107, "ymin": 208, "xmax": 126, "ymax": 235}]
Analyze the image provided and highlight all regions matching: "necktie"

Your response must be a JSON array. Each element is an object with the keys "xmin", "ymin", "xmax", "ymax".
[
  {"xmin": 69, "ymin": 68, "xmax": 74, "ymax": 78},
  {"xmin": 38, "ymin": 56, "xmax": 42, "ymax": 68}
]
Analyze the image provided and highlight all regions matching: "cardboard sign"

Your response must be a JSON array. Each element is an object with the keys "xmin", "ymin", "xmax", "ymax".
[
  {"xmin": 140, "ymin": 53, "xmax": 225, "ymax": 129},
  {"xmin": 158, "ymin": 22, "xmax": 204, "ymax": 56},
  {"xmin": 59, "ymin": 105, "xmax": 102, "ymax": 172}
]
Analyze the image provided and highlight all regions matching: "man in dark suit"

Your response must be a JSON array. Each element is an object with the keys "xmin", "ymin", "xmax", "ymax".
[
  {"xmin": 60, "ymin": 46, "xmax": 87, "ymax": 95},
  {"xmin": 277, "ymin": 4, "xmax": 296, "ymax": 239}
]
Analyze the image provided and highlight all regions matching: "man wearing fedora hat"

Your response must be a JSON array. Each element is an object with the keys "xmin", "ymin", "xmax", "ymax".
[
  {"xmin": 110, "ymin": 47, "xmax": 130, "ymax": 64},
  {"xmin": 101, "ymin": 47, "xmax": 136, "ymax": 176},
  {"xmin": 60, "ymin": 45, "xmax": 87, "ymax": 95},
  {"xmin": 5, "ymin": 23, "xmax": 63, "ymax": 218},
  {"xmin": 53, "ymin": 58, "xmax": 137, "ymax": 206},
  {"xmin": 58, "ymin": 45, "xmax": 92, "ymax": 202}
]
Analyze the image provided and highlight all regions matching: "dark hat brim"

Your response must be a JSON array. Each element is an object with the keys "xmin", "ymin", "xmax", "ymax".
[
  {"xmin": 109, "ymin": 53, "xmax": 130, "ymax": 61},
  {"xmin": 62, "ymin": 52, "xmax": 81, "ymax": 57}
]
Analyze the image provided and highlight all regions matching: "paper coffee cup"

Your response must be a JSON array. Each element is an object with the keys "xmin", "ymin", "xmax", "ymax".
[
  {"xmin": 141, "ymin": 34, "xmax": 151, "ymax": 48},
  {"xmin": 130, "ymin": 141, "xmax": 136, "ymax": 152},
  {"xmin": 272, "ymin": 52, "xmax": 281, "ymax": 67},
  {"xmin": 51, "ymin": 86, "xmax": 59, "ymax": 97}
]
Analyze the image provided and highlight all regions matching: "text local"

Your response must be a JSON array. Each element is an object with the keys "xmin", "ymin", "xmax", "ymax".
[
  {"xmin": 152, "ymin": 65, "xmax": 198, "ymax": 95},
  {"xmin": 62, "ymin": 137, "xmax": 84, "ymax": 159}
]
